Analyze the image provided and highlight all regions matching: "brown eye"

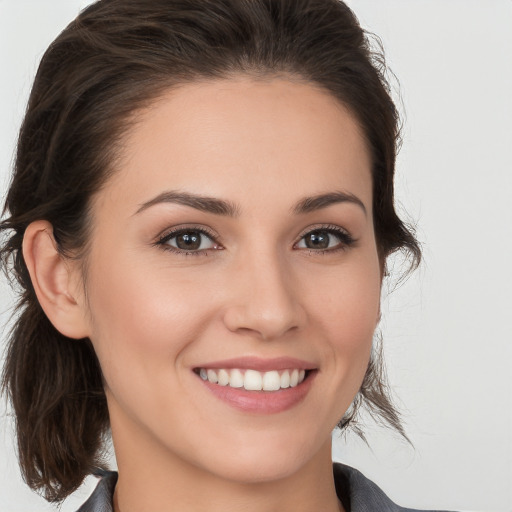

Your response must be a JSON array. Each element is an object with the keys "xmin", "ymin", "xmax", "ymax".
[
  {"xmin": 176, "ymin": 232, "xmax": 201, "ymax": 250},
  {"xmin": 303, "ymin": 230, "xmax": 331, "ymax": 249},
  {"xmin": 163, "ymin": 230, "xmax": 216, "ymax": 251},
  {"xmin": 296, "ymin": 227, "xmax": 354, "ymax": 252}
]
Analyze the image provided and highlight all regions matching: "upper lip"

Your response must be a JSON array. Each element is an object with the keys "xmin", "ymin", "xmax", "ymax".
[{"xmin": 194, "ymin": 356, "xmax": 316, "ymax": 372}]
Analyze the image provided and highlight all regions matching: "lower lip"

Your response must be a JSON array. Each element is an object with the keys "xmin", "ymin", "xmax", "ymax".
[{"xmin": 197, "ymin": 371, "xmax": 316, "ymax": 414}]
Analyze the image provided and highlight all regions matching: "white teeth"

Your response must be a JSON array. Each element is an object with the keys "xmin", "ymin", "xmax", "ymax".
[
  {"xmin": 199, "ymin": 368, "xmax": 309, "ymax": 391},
  {"xmin": 244, "ymin": 369, "xmax": 263, "ymax": 390},
  {"xmin": 262, "ymin": 370, "xmax": 281, "ymax": 391},
  {"xmin": 229, "ymin": 369, "xmax": 244, "ymax": 388},
  {"xmin": 280, "ymin": 370, "xmax": 290, "ymax": 388},
  {"xmin": 218, "ymin": 369, "xmax": 229, "ymax": 386}
]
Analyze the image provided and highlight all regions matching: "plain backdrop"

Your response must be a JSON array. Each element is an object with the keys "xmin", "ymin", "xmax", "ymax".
[{"xmin": 1, "ymin": 1, "xmax": 511, "ymax": 511}]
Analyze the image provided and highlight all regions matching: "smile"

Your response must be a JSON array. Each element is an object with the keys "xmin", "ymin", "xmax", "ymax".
[
  {"xmin": 193, "ymin": 357, "xmax": 317, "ymax": 413},
  {"xmin": 197, "ymin": 368, "xmax": 307, "ymax": 391}
]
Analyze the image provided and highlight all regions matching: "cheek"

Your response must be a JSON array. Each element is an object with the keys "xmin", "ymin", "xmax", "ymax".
[
  {"xmin": 309, "ymin": 258, "xmax": 380, "ymax": 327},
  {"xmin": 84, "ymin": 256, "xmax": 216, "ymax": 388},
  {"xmin": 303, "ymin": 255, "xmax": 381, "ymax": 377}
]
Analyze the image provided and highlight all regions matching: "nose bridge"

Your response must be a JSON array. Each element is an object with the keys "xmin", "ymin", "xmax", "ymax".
[{"xmin": 223, "ymin": 244, "xmax": 303, "ymax": 340}]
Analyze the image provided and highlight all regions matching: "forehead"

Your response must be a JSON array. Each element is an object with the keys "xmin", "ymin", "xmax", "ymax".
[{"xmin": 97, "ymin": 77, "xmax": 372, "ymax": 217}]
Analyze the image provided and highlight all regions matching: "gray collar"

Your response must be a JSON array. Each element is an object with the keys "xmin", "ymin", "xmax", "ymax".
[{"xmin": 76, "ymin": 463, "xmax": 451, "ymax": 512}]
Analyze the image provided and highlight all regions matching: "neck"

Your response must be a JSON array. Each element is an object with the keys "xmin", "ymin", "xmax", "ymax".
[{"xmin": 111, "ymin": 419, "xmax": 344, "ymax": 512}]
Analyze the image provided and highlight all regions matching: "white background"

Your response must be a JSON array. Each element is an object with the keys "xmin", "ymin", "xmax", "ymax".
[{"xmin": 1, "ymin": 1, "xmax": 511, "ymax": 511}]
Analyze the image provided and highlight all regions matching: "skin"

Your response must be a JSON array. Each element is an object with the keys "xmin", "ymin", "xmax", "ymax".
[{"xmin": 25, "ymin": 77, "xmax": 381, "ymax": 512}]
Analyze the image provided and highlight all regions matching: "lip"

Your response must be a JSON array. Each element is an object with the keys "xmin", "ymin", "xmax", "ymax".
[
  {"xmin": 194, "ymin": 356, "xmax": 316, "ymax": 372},
  {"xmin": 193, "ymin": 357, "xmax": 318, "ymax": 414}
]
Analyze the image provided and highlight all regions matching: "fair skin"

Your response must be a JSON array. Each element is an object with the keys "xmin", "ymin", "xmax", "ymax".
[{"xmin": 23, "ymin": 77, "xmax": 381, "ymax": 512}]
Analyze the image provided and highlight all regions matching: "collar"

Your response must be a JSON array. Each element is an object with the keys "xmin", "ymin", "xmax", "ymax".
[{"xmin": 76, "ymin": 463, "xmax": 446, "ymax": 512}]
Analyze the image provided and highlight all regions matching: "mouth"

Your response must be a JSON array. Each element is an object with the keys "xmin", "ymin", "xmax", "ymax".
[
  {"xmin": 194, "ymin": 367, "xmax": 310, "ymax": 391},
  {"xmin": 192, "ymin": 357, "xmax": 317, "ymax": 413}
]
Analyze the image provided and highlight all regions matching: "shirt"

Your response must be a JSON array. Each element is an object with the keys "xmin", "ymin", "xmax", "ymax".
[{"xmin": 76, "ymin": 463, "xmax": 452, "ymax": 512}]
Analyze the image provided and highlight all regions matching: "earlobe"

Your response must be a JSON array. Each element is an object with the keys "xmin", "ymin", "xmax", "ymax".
[{"xmin": 22, "ymin": 220, "xmax": 90, "ymax": 339}]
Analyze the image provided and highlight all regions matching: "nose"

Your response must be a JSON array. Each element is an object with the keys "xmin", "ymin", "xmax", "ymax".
[{"xmin": 222, "ymin": 250, "xmax": 306, "ymax": 341}]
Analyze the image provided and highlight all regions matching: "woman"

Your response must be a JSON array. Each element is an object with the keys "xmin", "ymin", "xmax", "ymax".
[{"xmin": 0, "ymin": 0, "xmax": 450, "ymax": 510}]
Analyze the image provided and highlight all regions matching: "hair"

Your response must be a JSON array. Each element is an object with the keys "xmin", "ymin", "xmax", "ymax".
[{"xmin": 0, "ymin": 0, "xmax": 421, "ymax": 503}]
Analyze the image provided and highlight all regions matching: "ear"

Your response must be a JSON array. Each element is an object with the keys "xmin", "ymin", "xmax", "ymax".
[{"xmin": 22, "ymin": 220, "xmax": 90, "ymax": 339}]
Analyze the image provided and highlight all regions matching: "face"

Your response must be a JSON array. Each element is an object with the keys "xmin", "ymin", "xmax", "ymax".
[{"xmin": 78, "ymin": 77, "xmax": 381, "ymax": 484}]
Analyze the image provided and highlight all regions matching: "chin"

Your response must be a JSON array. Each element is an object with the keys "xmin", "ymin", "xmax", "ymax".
[
  {"xmin": 193, "ymin": 431, "xmax": 328, "ymax": 485},
  {"xmin": 208, "ymin": 455, "xmax": 307, "ymax": 485}
]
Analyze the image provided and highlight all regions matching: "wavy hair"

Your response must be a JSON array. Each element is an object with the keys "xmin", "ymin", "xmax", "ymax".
[{"xmin": 1, "ymin": 0, "xmax": 420, "ymax": 502}]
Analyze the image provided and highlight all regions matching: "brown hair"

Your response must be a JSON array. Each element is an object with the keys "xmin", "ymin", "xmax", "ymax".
[{"xmin": 1, "ymin": 0, "xmax": 420, "ymax": 502}]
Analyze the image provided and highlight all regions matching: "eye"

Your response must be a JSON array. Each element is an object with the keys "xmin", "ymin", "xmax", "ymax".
[
  {"xmin": 157, "ymin": 227, "xmax": 220, "ymax": 253},
  {"xmin": 295, "ymin": 226, "xmax": 355, "ymax": 252}
]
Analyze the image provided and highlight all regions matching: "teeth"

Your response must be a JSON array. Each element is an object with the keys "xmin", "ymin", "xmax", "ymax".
[
  {"xmin": 199, "ymin": 368, "xmax": 308, "ymax": 391},
  {"xmin": 280, "ymin": 370, "xmax": 290, "ymax": 388},
  {"xmin": 244, "ymin": 369, "xmax": 262, "ymax": 390},
  {"xmin": 218, "ymin": 369, "xmax": 229, "ymax": 386},
  {"xmin": 230, "ymin": 369, "xmax": 244, "ymax": 388},
  {"xmin": 262, "ymin": 370, "xmax": 280, "ymax": 391}
]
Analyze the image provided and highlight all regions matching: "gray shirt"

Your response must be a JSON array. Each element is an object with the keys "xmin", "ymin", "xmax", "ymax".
[{"xmin": 76, "ymin": 463, "xmax": 452, "ymax": 512}]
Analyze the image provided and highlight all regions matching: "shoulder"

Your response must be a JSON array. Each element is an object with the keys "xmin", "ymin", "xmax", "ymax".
[
  {"xmin": 76, "ymin": 469, "xmax": 117, "ymax": 512},
  {"xmin": 333, "ymin": 463, "xmax": 454, "ymax": 512}
]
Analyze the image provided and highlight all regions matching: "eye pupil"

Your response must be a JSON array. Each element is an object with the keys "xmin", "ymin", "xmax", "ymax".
[
  {"xmin": 305, "ymin": 230, "xmax": 330, "ymax": 249},
  {"xmin": 176, "ymin": 231, "xmax": 202, "ymax": 250}
]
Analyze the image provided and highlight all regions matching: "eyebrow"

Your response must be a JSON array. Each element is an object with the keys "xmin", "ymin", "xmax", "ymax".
[
  {"xmin": 135, "ymin": 189, "xmax": 366, "ymax": 217},
  {"xmin": 135, "ymin": 190, "xmax": 240, "ymax": 217},
  {"xmin": 293, "ymin": 191, "xmax": 367, "ymax": 216}
]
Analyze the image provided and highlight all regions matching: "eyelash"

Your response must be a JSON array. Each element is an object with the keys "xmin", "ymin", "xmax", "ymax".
[
  {"xmin": 297, "ymin": 224, "xmax": 356, "ymax": 255},
  {"xmin": 155, "ymin": 226, "xmax": 221, "ymax": 256},
  {"xmin": 154, "ymin": 224, "xmax": 356, "ymax": 256}
]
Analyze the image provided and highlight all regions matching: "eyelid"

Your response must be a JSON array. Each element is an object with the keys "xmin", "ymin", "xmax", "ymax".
[
  {"xmin": 154, "ymin": 224, "xmax": 223, "ymax": 252},
  {"xmin": 294, "ymin": 223, "xmax": 356, "ymax": 250},
  {"xmin": 157, "ymin": 224, "xmax": 217, "ymax": 242},
  {"xmin": 295, "ymin": 223, "xmax": 352, "ymax": 240},
  {"xmin": 153, "ymin": 222, "xmax": 355, "ymax": 255}
]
